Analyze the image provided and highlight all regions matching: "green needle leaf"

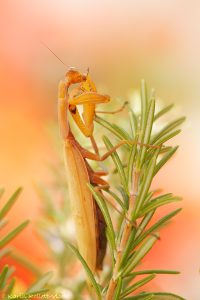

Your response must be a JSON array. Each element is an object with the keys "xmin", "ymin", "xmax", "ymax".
[
  {"xmin": 114, "ymin": 277, "xmax": 122, "ymax": 300},
  {"xmin": 0, "ymin": 220, "xmax": 29, "ymax": 248},
  {"xmin": 0, "ymin": 219, "xmax": 8, "ymax": 230},
  {"xmin": 103, "ymin": 136, "xmax": 128, "ymax": 195},
  {"xmin": 154, "ymin": 103, "xmax": 174, "ymax": 120},
  {"xmin": 27, "ymin": 272, "xmax": 52, "ymax": 293},
  {"xmin": 139, "ymin": 196, "xmax": 182, "ymax": 217},
  {"xmin": 95, "ymin": 116, "xmax": 129, "ymax": 141},
  {"xmin": 129, "ymin": 110, "xmax": 138, "ymax": 138},
  {"xmin": 122, "ymin": 235, "xmax": 159, "ymax": 276},
  {"xmin": 0, "ymin": 248, "xmax": 11, "ymax": 260},
  {"xmin": 4, "ymin": 278, "xmax": 15, "ymax": 297},
  {"xmin": 136, "ymin": 80, "xmax": 148, "ymax": 168},
  {"xmin": 135, "ymin": 210, "xmax": 155, "ymax": 239},
  {"xmin": 88, "ymin": 184, "xmax": 116, "ymax": 252},
  {"xmin": 140, "ymin": 80, "xmax": 148, "ymax": 137},
  {"xmin": 112, "ymin": 124, "xmax": 131, "ymax": 140},
  {"xmin": 120, "ymin": 274, "xmax": 155, "ymax": 298},
  {"xmin": 119, "ymin": 227, "xmax": 137, "ymax": 270},
  {"xmin": 11, "ymin": 250, "xmax": 42, "ymax": 277},
  {"xmin": 0, "ymin": 187, "xmax": 22, "ymax": 221},
  {"xmin": 124, "ymin": 292, "xmax": 185, "ymax": 300},
  {"xmin": 105, "ymin": 189, "xmax": 128, "ymax": 212},
  {"xmin": 154, "ymin": 146, "xmax": 178, "ymax": 175},
  {"xmin": 124, "ymin": 295, "xmax": 154, "ymax": 300},
  {"xmin": 153, "ymin": 129, "xmax": 181, "ymax": 146},
  {"xmin": 151, "ymin": 117, "xmax": 185, "ymax": 144},
  {"xmin": 151, "ymin": 293, "xmax": 185, "ymax": 299},
  {"xmin": 127, "ymin": 140, "xmax": 138, "ymax": 190},
  {"xmin": 135, "ymin": 208, "xmax": 182, "ymax": 246},
  {"xmin": 139, "ymin": 99, "xmax": 155, "ymax": 167},
  {"xmin": 126, "ymin": 269, "xmax": 180, "ymax": 278},
  {"xmin": 0, "ymin": 265, "xmax": 9, "ymax": 289},
  {"xmin": 134, "ymin": 150, "xmax": 159, "ymax": 217},
  {"xmin": 66, "ymin": 242, "xmax": 102, "ymax": 300}
]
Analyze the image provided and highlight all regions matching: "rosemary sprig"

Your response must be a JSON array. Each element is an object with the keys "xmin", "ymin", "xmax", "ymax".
[{"xmin": 93, "ymin": 81, "xmax": 184, "ymax": 299}]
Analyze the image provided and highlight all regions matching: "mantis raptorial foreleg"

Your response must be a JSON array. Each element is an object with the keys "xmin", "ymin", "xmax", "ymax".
[{"xmin": 68, "ymin": 91, "xmax": 110, "ymax": 137}]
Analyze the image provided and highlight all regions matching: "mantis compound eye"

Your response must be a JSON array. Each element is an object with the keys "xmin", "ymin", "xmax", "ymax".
[{"xmin": 69, "ymin": 104, "xmax": 77, "ymax": 114}]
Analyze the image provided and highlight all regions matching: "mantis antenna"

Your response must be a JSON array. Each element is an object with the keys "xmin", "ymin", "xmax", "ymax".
[{"xmin": 40, "ymin": 40, "xmax": 69, "ymax": 68}]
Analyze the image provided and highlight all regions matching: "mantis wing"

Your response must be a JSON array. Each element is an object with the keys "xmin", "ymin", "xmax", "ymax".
[{"xmin": 64, "ymin": 140, "xmax": 97, "ymax": 273}]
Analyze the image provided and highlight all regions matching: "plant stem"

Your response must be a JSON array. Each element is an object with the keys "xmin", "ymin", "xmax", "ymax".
[{"xmin": 105, "ymin": 170, "xmax": 140, "ymax": 299}]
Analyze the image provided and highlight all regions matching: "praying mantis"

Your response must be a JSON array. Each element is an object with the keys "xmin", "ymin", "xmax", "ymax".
[
  {"xmin": 58, "ymin": 68, "xmax": 163, "ymax": 284},
  {"xmin": 58, "ymin": 69, "xmax": 110, "ymax": 274},
  {"xmin": 58, "ymin": 68, "xmax": 161, "ymax": 277},
  {"xmin": 41, "ymin": 35, "xmax": 129, "ymax": 274}
]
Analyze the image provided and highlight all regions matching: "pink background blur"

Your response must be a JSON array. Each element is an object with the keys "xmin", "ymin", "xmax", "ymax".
[{"xmin": 0, "ymin": 1, "xmax": 200, "ymax": 299}]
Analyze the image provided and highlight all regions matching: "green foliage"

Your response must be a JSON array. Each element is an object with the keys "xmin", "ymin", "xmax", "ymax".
[
  {"xmin": 91, "ymin": 81, "xmax": 185, "ymax": 299},
  {"xmin": 66, "ymin": 242, "xmax": 102, "ymax": 300},
  {"xmin": 0, "ymin": 188, "xmax": 52, "ymax": 299}
]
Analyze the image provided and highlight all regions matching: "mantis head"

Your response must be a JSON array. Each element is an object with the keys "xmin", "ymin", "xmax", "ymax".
[{"xmin": 65, "ymin": 68, "xmax": 87, "ymax": 88}]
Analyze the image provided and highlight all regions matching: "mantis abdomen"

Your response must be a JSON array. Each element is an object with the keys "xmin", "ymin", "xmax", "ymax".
[{"xmin": 64, "ymin": 139, "xmax": 106, "ymax": 272}]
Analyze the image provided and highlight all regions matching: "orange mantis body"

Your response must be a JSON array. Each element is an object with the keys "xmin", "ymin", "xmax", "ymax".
[
  {"xmin": 58, "ymin": 72, "xmax": 110, "ymax": 272},
  {"xmin": 59, "ymin": 68, "xmax": 160, "ymax": 275}
]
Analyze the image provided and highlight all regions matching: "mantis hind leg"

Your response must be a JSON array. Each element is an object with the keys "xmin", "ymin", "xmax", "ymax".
[{"xmin": 80, "ymin": 139, "xmax": 161, "ymax": 162}]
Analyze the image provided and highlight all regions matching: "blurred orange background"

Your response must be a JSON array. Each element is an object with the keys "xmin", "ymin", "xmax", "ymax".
[{"xmin": 0, "ymin": 1, "xmax": 200, "ymax": 299}]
